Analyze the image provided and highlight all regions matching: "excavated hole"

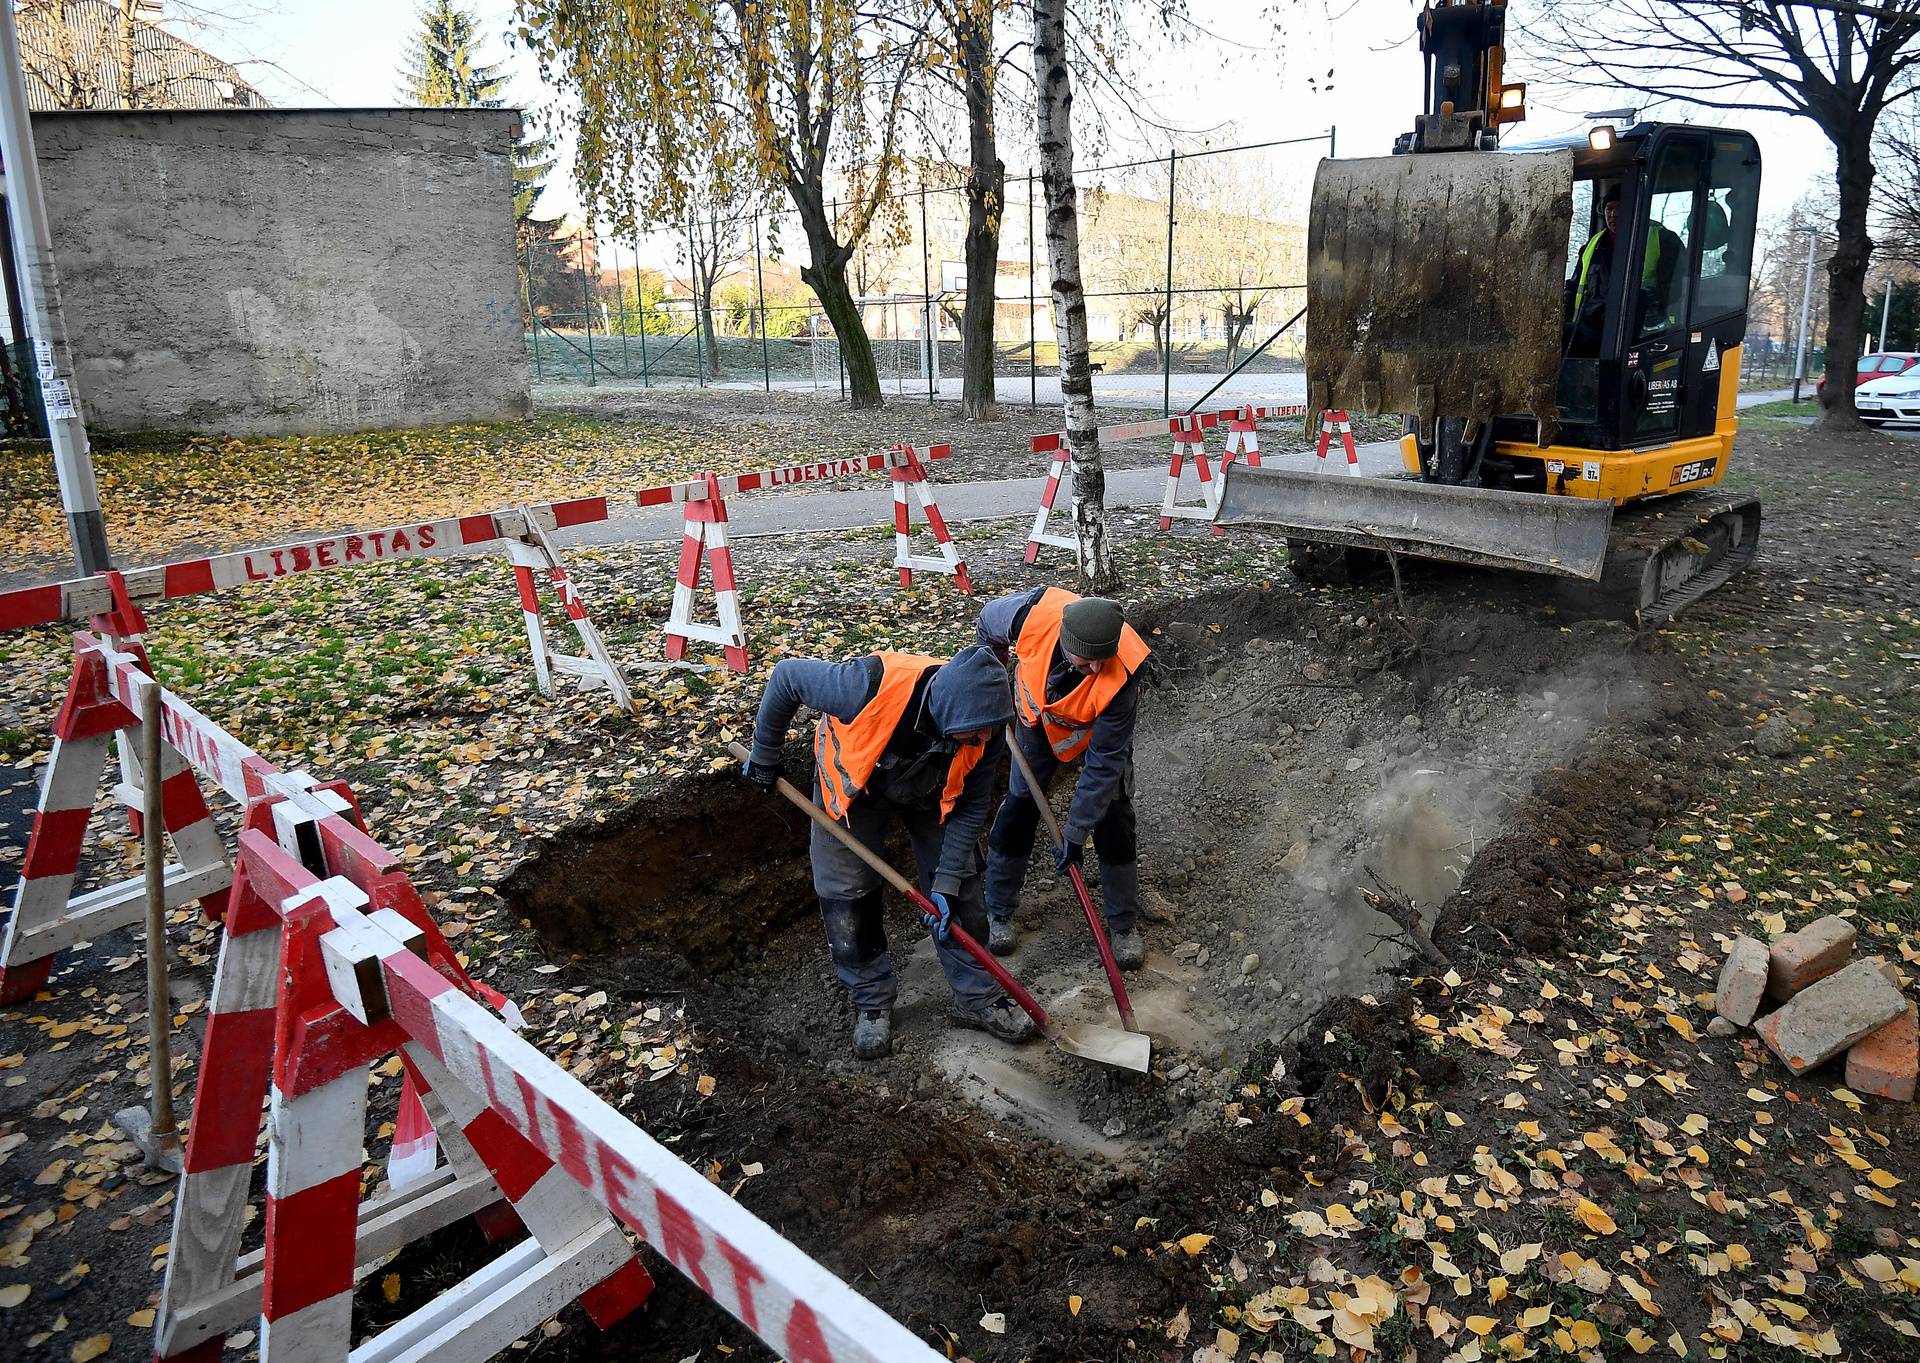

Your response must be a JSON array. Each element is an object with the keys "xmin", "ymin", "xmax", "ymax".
[{"xmin": 504, "ymin": 581, "xmax": 1667, "ymax": 1159}]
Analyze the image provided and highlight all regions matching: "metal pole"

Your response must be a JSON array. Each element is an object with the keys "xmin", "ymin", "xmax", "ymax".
[
  {"xmin": 920, "ymin": 186, "xmax": 934, "ymax": 402},
  {"xmin": 614, "ymin": 240, "xmax": 630, "ymax": 378},
  {"xmin": 1028, "ymin": 171, "xmax": 1037, "ymax": 408},
  {"xmin": 1879, "ymin": 275, "xmax": 1892, "ymax": 352},
  {"xmin": 139, "ymin": 685, "xmax": 180, "ymax": 1160},
  {"xmin": 754, "ymin": 208, "xmax": 771, "ymax": 391},
  {"xmin": 687, "ymin": 215, "xmax": 705, "ymax": 387},
  {"xmin": 1792, "ymin": 227, "xmax": 1817, "ymax": 404},
  {"xmin": 1162, "ymin": 149, "xmax": 1176, "ymax": 417},
  {"xmin": 0, "ymin": 6, "xmax": 108, "ymax": 573},
  {"xmin": 577, "ymin": 229, "xmax": 597, "ymax": 386},
  {"xmin": 634, "ymin": 222, "xmax": 650, "ymax": 387},
  {"xmin": 1329, "ymin": 125, "xmax": 1337, "ymax": 159},
  {"xmin": 523, "ymin": 229, "xmax": 543, "ymax": 381}
]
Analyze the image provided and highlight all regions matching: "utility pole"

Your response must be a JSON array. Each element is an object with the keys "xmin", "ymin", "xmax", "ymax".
[
  {"xmin": 1791, "ymin": 227, "xmax": 1817, "ymax": 405},
  {"xmin": 1879, "ymin": 275, "xmax": 1892, "ymax": 353},
  {"xmin": 0, "ymin": 7, "xmax": 109, "ymax": 574}
]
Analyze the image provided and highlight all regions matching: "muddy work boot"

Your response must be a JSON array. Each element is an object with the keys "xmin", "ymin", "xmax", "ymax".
[
  {"xmin": 949, "ymin": 994, "xmax": 1039, "ymax": 1044},
  {"xmin": 1107, "ymin": 927, "xmax": 1146, "ymax": 971},
  {"xmin": 987, "ymin": 917, "xmax": 1018, "ymax": 956},
  {"xmin": 851, "ymin": 1009, "xmax": 892, "ymax": 1060}
]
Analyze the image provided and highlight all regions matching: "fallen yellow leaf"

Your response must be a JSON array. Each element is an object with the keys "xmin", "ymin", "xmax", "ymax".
[
  {"xmin": 71, "ymin": 1335, "xmax": 111, "ymax": 1363},
  {"xmin": 1573, "ymin": 1197, "xmax": 1618, "ymax": 1235},
  {"xmin": 1178, "ymin": 1232, "xmax": 1213, "ymax": 1257}
]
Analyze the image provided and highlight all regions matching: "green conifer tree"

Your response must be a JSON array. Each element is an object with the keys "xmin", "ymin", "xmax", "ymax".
[{"xmin": 399, "ymin": 1, "xmax": 551, "ymax": 225}]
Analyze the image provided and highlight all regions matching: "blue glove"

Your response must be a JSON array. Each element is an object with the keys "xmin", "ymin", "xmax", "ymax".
[
  {"xmin": 1055, "ymin": 837, "xmax": 1086, "ymax": 876},
  {"xmin": 928, "ymin": 891, "xmax": 954, "ymax": 943}
]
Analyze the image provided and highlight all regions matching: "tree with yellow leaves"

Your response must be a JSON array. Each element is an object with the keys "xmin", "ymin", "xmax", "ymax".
[{"xmin": 518, "ymin": 0, "xmax": 921, "ymax": 408}]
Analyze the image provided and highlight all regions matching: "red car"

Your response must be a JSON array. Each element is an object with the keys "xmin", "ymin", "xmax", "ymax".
[{"xmin": 1816, "ymin": 351, "xmax": 1920, "ymax": 396}]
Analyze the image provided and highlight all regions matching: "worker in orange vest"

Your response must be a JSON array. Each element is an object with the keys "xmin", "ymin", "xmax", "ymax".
[
  {"xmin": 742, "ymin": 644, "xmax": 1036, "ymax": 1059},
  {"xmin": 976, "ymin": 589, "xmax": 1152, "ymax": 968}
]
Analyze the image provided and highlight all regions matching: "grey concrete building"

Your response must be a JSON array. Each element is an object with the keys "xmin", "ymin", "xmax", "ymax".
[{"xmin": 19, "ymin": 107, "xmax": 529, "ymax": 435}]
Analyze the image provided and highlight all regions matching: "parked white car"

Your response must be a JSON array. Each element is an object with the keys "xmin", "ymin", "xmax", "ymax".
[{"xmin": 1854, "ymin": 369, "xmax": 1920, "ymax": 427}]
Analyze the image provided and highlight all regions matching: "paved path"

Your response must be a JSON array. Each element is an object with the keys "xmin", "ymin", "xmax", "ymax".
[{"xmin": 552, "ymin": 440, "xmax": 1408, "ymax": 551}]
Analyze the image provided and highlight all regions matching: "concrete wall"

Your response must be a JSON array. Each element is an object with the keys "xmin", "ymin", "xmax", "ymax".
[{"xmin": 29, "ymin": 108, "xmax": 529, "ymax": 436}]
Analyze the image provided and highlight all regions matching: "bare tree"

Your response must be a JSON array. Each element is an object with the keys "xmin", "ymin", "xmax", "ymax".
[
  {"xmin": 1518, "ymin": 0, "xmax": 1920, "ymax": 429},
  {"xmin": 1878, "ymin": 102, "xmax": 1920, "ymax": 266},
  {"xmin": 1032, "ymin": 0, "xmax": 1114, "ymax": 590}
]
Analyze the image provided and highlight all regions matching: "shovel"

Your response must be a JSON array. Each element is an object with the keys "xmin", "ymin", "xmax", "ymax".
[
  {"xmin": 728, "ymin": 742, "xmax": 1150, "ymax": 1073},
  {"xmin": 1004, "ymin": 727, "xmax": 1138, "ymax": 1033}
]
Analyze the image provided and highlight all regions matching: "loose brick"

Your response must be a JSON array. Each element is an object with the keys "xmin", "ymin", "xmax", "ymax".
[
  {"xmin": 1714, "ymin": 936, "xmax": 1770, "ymax": 1027},
  {"xmin": 1846, "ymin": 1002, "xmax": 1918, "ymax": 1102},
  {"xmin": 1754, "ymin": 960, "xmax": 1908, "ymax": 1075},
  {"xmin": 1765, "ymin": 915, "xmax": 1855, "ymax": 1000}
]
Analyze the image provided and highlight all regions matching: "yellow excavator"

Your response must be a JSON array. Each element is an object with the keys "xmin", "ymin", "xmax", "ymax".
[{"xmin": 1216, "ymin": 0, "xmax": 1763, "ymax": 619}]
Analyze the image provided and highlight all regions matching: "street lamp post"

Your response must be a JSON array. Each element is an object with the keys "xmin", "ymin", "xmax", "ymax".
[{"xmin": 1791, "ymin": 227, "xmax": 1818, "ymax": 405}]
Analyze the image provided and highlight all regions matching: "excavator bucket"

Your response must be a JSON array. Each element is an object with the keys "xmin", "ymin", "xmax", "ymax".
[
  {"xmin": 1306, "ymin": 150, "xmax": 1574, "ymax": 443},
  {"xmin": 1215, "ymin": 465, "xmax": 1613, "ymax": 581}
]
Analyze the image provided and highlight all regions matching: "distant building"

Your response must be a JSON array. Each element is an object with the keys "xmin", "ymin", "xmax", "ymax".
[{"xmin": 18, "ymin": 1, "xmax": 269, "ymax": 111}]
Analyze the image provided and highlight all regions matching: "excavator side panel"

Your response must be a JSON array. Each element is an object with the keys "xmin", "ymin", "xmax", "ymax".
[{"xmin": 1306, "ymin": 151, "xmax": 1574, "ymax": 443}]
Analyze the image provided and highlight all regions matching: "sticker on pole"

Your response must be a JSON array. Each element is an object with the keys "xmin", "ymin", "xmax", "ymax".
[
  {"xmin": 33, "ymin": 339, "xmax": 55, "ymax": 379},
  {"xmin": 41, "ymin": 379, "xmax": 78, "ymax": 419}
]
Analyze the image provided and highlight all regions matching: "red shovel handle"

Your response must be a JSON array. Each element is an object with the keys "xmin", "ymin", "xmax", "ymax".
[
  {"xmin": 1067, "ymin": 865, "xmax": 1137, "ymax": 1032},
  {"xmin": 900, "ymin": 885, "xmax": 1052, "ymax": 1031},
  {"xmin": 726, "ymin": 742, "xmax": 1053, "ymax": 1033},
  {"xmin": 1006, "ymin": 728, "xmax": 1139, "ymax": 1032}
]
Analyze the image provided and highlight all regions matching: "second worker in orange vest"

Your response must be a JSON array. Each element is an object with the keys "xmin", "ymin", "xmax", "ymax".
[
  {"xmin": 743, "ymin": 644, "xmax": 1039, "ymax": 1059},
  {"xmin": 976, "ymin": 588, "xmax": 1152, "ymax": 968}
]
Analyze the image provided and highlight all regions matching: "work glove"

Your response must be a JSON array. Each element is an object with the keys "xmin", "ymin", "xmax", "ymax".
[
  {"xmin": 927, "ymin": 891, "xmax": 954, "ymax": 944},
  {"xmin": 1054, "ymin": 835, "xmax": 1086, "ymax": 877},
  {"xmin": 741, "ymin": 754, "xmax": 783, "ymax": 795}
]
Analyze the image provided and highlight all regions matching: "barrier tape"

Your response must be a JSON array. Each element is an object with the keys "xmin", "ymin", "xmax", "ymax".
[
  {"xmin": 633, "ymin": 444, "xmax": 952, "ymax": 507},
  {"xmin": 1030, "ymin": 403, "xmax": 1306, "ymax": 454},
  {"xmin": 0, "ymin": 498, "xmax": 610, "ymax": 634}
]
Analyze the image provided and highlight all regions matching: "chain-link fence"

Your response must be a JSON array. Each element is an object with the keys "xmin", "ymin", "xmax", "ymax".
[{"xmin": 518, "ymin": 131, "xmax": 1332, "ymax": 413}]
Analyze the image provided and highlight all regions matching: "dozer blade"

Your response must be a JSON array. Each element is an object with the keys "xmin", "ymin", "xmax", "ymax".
[
  {"xmin": 1215, "ymin": 465, "xmax": 1613, "ymax": 581},
  {"xmin": 1307, "ymin": 150, "xmax": 1574, "ymax": 443}
]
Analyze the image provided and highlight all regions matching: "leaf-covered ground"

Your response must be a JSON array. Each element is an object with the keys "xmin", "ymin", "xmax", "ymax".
[{"xmin": 0, "ymin": 403, "xmax": 1915, "ymax": 1363}]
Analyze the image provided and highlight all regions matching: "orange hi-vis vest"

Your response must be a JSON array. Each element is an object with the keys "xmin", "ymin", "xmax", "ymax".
[
  {"xmin": 1013, "ymin": 588, "xmax": 1151, "ymax": 762},
  {"xmin": 815, "ymin": 652, "xmax": 989, "ymax": 822}
]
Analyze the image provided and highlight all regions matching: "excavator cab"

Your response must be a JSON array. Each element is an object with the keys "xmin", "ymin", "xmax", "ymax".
[{"xmin": 1216, "ymin": 1, "xmax": 1765, "ymax": 619}]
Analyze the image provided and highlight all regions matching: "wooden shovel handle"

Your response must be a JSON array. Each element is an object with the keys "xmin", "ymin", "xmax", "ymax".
[{"xmin": 726, "ymin": 742, "xmax": 1052, "ymax": 1028}]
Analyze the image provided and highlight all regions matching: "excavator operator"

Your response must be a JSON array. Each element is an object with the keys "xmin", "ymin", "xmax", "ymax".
[
  {"xmin": 1567, "ymin": 183, "xmax": 1687, "ymax": 355},
  {"xmin": 1565, "ymin": 185, "xmax": 1621, "ymax": 356}
]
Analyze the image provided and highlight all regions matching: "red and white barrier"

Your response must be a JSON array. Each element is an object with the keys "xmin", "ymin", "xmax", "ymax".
[
  {"xmin": 1158, "ymin": 415, "xmax": 1221, "ymax": 533},
  {"xmin": 890, "ymin": 444, "xmax": 973, "ymax": 592},
  {"xmin": 663, "ymin": 472, "xmax": 749, "ymax": 673},
  {"xmin": 1023, "ymin": 403, "xmax": 1308, "ymax": 564},
  {"xmin": 1314, "ymin": 409, "xmax": 1362, "ymax": 474},
  {"xmin": 1220, "ymin": 403, "xmax": 1266, "ymax": 472},
  {"xmin": 18, "ymin": 638, "xmax": 949, "ymax": 1363},
  {"xmin": 0, "ymin": 497, "xmax": 632, "ymax": 711},
  {"xmin": 640, "ymin": 445, "xmax": 965, "ymax": 674}
]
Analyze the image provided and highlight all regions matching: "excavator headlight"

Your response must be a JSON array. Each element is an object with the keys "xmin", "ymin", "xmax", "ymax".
[
  {"xmin": 1494, "ymin": 82, "xmax": 1527, "ymax": 124},
  {"xmin": 1589, "ymin": 125, "xmax": 1616, "ymax": 152}
]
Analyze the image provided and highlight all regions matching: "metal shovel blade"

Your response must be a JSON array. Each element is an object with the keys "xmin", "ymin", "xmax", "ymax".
[
  {"xmin": 1216, "ymin": 464, "xmax": 1614, "ymax": 581},
  {"xmin": 1053, "ymin": 1021, "xmax": 1152, "ymax": 1073}
]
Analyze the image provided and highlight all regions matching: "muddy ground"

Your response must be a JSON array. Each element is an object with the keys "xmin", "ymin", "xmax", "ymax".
[
  {"xmin": 3, "ymin": 415, "xmax": 1914, "ymax": 1363},
  {"xmin": 490, "ymin": 572, "xmax": 1709, "ymax": 1359}
]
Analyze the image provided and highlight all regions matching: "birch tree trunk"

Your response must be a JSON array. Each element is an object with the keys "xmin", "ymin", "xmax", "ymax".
[{"xmin": 1031, "ymin": 0, "xmax": 1116, "ymax": 591}]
